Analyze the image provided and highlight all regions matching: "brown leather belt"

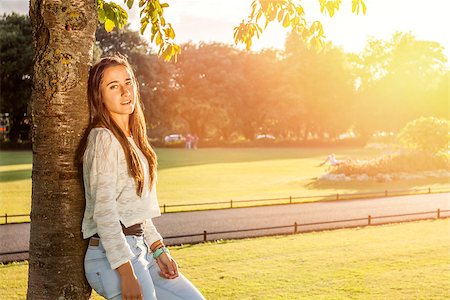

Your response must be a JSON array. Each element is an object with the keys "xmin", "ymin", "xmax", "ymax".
[
  {"xmin": 89, "ymin": 238, "xmax": 100, "ymax": 246},
  {"xmin": 89, "ymin": 223, "xmax": 144, "ymax": 246}
]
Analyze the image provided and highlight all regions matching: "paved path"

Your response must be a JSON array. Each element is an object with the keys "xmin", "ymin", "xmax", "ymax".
[
  {"xmin": 153, "ymin": 192, "xmax": 450, "ymax": 244},
  {"xmin": 1, "ymin": 193, "xmax": 449, "ymax": 262}
]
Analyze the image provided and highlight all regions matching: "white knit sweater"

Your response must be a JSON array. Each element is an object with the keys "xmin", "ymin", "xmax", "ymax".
[{"xmin": 82, "ymin": 128, "xmax": 162, "ymax": 269}]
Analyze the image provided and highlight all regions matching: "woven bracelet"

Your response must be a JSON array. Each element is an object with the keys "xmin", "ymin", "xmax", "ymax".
[{"xmin": 152, "ymin": 246, "xmax": 170, "ymax": 259}]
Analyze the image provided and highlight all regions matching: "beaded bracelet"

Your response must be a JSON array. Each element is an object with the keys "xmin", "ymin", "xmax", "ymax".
[{"xmin": 152, "ymin": 246, "xmax": 170, "ymax": 259}]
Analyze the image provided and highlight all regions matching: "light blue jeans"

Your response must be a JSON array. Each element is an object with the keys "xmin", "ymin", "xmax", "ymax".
[{"xmin": 84, "ymin": 235, "xmax": 205, "ymax": 300}]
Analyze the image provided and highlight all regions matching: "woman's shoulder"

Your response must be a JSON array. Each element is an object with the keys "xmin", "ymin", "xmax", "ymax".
[{"xmin": 87, "ymin": 127, "xmax": 120, "ymax": 149}]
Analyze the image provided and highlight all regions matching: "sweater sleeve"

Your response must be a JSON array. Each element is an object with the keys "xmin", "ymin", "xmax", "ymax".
[
  {"xmin": 87, "ymin": 130, "xmax": 134, "ymax": 269},
  {"xmin": 143, "ymin": 218, "xmax": 163, "ymax": 248}
]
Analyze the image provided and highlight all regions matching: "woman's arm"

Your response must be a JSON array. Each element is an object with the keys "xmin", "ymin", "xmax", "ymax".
[
  {"xmin": 116, "ymin": 261, "xmax": 143, "ymax": 299},
  {"xmin": 144, "ymin": 218, "xmax": 179, "ymax": 279},
  {"xmin": 88, "ymin": 130, "xmax": 135, "ymax": 269}
]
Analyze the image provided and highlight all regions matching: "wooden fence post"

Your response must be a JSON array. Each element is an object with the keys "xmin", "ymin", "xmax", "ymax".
[
  {"xmin": 437, "ymin": 209, "xmax": 440, "ymax": 219},
  {"xmin": 368, "ymin": 215, "xmax": 371, "ymax": 225},
  {"xmin": 163, "ymin": 204, "xmax": 166, "ymax": 214},
  {"xmin": 203, "ymin": 230, "xmax": 207, "ymax": 242},
  {"xmin": 294, "ymin": 222, "xmax": 298, "ymax": 233},
  {"xmin": 5, "ymin": 213, "xmax": 7, "ymax": 225},
  {"xmin": 428, "ymin": 187, "xmax": 431, "ymax": 194},
  {"xmin": 230, "ymin": 200, "xmax": 233, "ymax": 208},
  {"xmin": 289, "ymin": 196, "xmax": 292, "ymax": 204}
]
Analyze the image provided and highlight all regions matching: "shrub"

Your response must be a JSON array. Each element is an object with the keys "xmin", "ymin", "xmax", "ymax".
[
  {"xmin": 396, "ymin": 117, "xmax": 449, "ymax": 154},
  {"xmin": 330, "ymin": 151, "xmax": 450, "ymax": 176}
]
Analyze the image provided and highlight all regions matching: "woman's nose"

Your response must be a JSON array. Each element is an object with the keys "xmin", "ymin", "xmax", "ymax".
[{"xmin": 121, "ymin": 85, "xmax": 131, "ymax": 96}]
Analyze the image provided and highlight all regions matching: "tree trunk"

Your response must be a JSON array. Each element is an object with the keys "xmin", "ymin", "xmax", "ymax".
[{"xmin": 28, "ymin": 0, "xmax": 96, "ymax": 298}]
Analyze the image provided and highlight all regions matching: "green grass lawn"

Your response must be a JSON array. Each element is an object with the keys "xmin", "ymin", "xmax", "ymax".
[
  {"xmin": 1, "ymin": 218, "xmax": 449, "ymax": 299},
  {"xmin": 1, "ymin": 148, "xmax": 449, "ymax": 222}
]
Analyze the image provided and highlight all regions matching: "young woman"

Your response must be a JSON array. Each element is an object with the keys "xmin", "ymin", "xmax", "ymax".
[{"xmin": 79, "ymin": 55, "xmax": 205, "ymax": 300}]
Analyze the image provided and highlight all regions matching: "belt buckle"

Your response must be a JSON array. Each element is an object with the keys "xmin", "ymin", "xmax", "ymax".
[{"xmin": 89, "ymin": 237, "xmax": 100, "ymax": 247}]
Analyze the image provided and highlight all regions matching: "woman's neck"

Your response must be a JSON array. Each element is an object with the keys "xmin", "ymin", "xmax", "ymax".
[{"xmin": 111, "ymin": 115, "xmax": 131, "ymax": 137}]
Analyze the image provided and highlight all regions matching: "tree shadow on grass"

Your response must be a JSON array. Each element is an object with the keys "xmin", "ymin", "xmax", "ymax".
[
  {"xmin": 0, "ymin": 151, "xmax": 32, "ymax": 166},
  {"xmin": 0, "ymin": 169, "xmax": 32, "ymax": 183}
]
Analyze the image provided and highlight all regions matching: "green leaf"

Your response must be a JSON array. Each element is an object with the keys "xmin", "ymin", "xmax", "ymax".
[
  {"xmin": 161, "ymin": 3, "xmax": 169, "ymax": 8},
  {"xmin": 151, "ymin": 24, "xmax": 158, "ymax": 35},
  {"xmin": 155, "ymin": 31, "xmax": 163, "ymax": 45},
  {"xmin": 296, "ymin": 6, "xmax": 304, "ymax": 16},
  {"xmin": 126, "ymin": 0, "xmax": 134, "ymax": 10},
  {"xmin": 256, "ymin": 9, "xmax": 262, "ymax": 22},
  {"xmin": 261, "ymin": 1, "xmax": 268, "ymax": 12},
  {"xmin": 268, "ymin": 7, "xmax": 277, "ymax": 21},
  {"xmin": 277, "ymin": 10, "xmax": 284, "ymax": 22},
  {"xmin": 152, "ymin": 9, "xmax": 158, "ymax": 21},
  {"xmin": 233, "ymin": 26, "xmax": 239, "ymax": 40},
  {"xmin": 140, "ymin": 19, "xmax": 148, "ymax": 35},
  {"xmin": 98, "ymin": 7, "xmax": 106, "ymax": 23},
  {"xmin": 161, "ymin": 44, "xmax": 172, "ymax": 60},
  {"xmin": 167, "ymin": 24, "xmax": 175, "ymax": 39},
  {"xmin": 103, "ymin": 3, "xmax": 115, "ymax": 21},
  {"xmin": 282, "ymin": 15, "xmax": 290, "ymax": 28},
  {"xmin": 104, "ymin": 19, "xmax": 115, "ymax": 32},
  {"xmin": 246, "ymin": 38, "xmax": 253, "ymax": 50},
  {"xmin": 154, "ymin": 1, "xmax": 161, "ymax": 13}
]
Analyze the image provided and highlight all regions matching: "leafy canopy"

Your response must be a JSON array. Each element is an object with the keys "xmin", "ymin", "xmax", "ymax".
[{"xmin": 97, "ymin": 0, "xmax": 366, "ymax": 61}]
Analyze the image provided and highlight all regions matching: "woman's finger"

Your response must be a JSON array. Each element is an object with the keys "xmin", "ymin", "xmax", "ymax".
[
  {"xmin": 171, "ymin": 259, "xmax": 179, "ymax": 277},
  {"xmin": 167, "ymin": 260, "xmax": 175, "ymax": 275},
  {"xmin": 157, "ymin": 259, "xmax": 171, "ymax": 278}
]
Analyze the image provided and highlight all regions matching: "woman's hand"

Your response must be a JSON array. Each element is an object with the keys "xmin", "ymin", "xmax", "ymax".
[
  {"xmin": 156, "ymin": 253, "xmax": 179, "ymax": 279},
  {"xmin": 116, "ymin": 261, "xmax": 143, "ymax": 299}
]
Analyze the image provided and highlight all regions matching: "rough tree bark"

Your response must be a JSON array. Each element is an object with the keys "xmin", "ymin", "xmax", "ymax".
[{"xmin": 28, "ymin": 0, "xmax": 97, "ymax": 298}]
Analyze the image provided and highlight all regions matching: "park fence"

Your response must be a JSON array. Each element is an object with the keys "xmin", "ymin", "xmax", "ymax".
[
  {"xmin": 0, "ymin": 208, "xmax": 448, "ymax": 262},
  {"xmin": 161, "ymin": 208, "xmax": 449, "ymax": 245},
  {"xmin": 1, "ymin": 186, "xmax": 449, "ymax": 224}
]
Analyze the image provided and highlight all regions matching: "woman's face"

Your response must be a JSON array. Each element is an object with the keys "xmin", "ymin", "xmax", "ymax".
[{"xmin": 100, "ymin": 65, "xmax": 136, "ymax": 119}]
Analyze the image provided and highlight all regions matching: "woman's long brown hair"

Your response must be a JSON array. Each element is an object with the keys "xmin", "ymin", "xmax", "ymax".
[{"xmin": 77, "ymin": 54, "xmax": 157, "ymax": 196}]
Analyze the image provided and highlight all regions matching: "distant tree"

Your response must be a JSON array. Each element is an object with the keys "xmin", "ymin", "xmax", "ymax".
[
  {"xmin": 0, "ymin": 13, "xmax": 33, "ymax": 141},
  {"xmin": 170, "ymin": 42, "xmax": 241, "ymax": 139},
  {"xmin": 233, "ymin": 49, "xmax": 283, "ymax": 140},
  {"xmin": 430, "ymin": 71, "xmax": 449, "ymax": 119},
  {"xmin": 396, "ymin": 117, "xmax": 449, "ymax": 154},
  {"xmin": 280, "ymin": 31, "xmax": 356, "ymax": 140},
  {"xmin": 95, "ymin": 23, "xmax": 149, "ymax": 56},
  {"xmin": 352, "ymin": 32, "xmax": 448, "ymax": 137},
  {"xmin": 129, "ymin": 50, "xmax": 176, "ymax": 138}
]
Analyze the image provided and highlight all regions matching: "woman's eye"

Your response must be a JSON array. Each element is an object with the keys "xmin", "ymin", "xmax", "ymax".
[
  {"xmin": 110, "ymin": 85, "xmax": 118, "ymax": 90},
  {"xmin": 126, "ymin": 81, "xmax": 133, "ymax": 86}
]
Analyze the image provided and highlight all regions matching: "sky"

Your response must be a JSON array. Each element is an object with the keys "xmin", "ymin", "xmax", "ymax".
[{"xmin": 1, "ymin": 0, "xmax": 449, "ymax": 61}]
